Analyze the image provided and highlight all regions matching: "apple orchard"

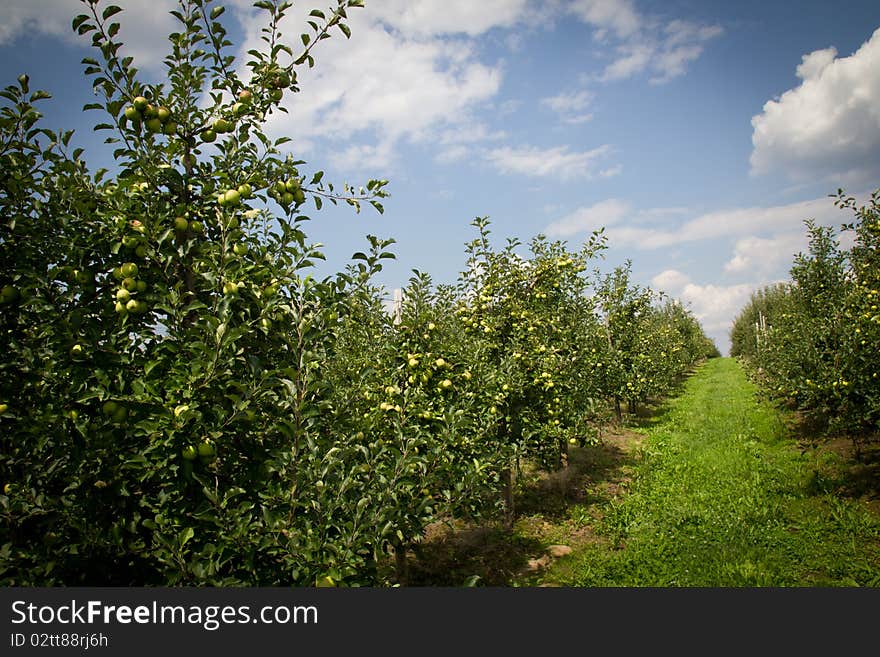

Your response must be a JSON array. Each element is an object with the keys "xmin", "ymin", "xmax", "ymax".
[{"xmin": 0, "ymin": 0, "xmax": 718, "ymax": 586}]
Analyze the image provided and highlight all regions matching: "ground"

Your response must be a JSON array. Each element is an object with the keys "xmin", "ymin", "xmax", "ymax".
[{"xmin": 402, "ymin": 359, "xmax": 880, "ymax": 587}]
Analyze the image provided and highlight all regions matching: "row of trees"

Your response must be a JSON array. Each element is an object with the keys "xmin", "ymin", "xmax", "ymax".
[
  {"xmin": 730, "ymin": 189, "xmax": 880, "ymax": 442},
  {"xmin": 0, "ymin": 0, "xmax": 717, "ymax": 586}
]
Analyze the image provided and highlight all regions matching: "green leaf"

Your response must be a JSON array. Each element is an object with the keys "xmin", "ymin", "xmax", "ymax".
[
  {"xmin": 179, "ymin": 527, "xmax": 195, "ymax": 547},
  {"xmin": 72, "ymin": 15, "xmax": 90, "ymax": 31},
  {"xmin": 102, "ymin": 6, "xmax": 123, "ymax": 20}
]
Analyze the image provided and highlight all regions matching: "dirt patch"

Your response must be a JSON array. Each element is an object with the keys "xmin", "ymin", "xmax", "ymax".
[
  {"xmin": 405, "ymin": 426, "xmax": 646, "ymax": 586},
  {"xmin": 797, "ymin": 429, "xmax": 880, "ymax": 513}
]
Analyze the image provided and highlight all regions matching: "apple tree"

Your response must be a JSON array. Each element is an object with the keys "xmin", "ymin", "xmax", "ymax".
[{"xmin": 0, "ymin": 0, "xmax": 391, "ymax": 585}]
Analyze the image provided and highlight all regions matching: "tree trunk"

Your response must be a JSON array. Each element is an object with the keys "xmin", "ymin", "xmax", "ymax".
[
  {"xmin": 394, "ymin": 542, "xmax": 408, "ymax": 586},
  {"xmin": 501, "ymin": 465, "xmax": 514, "ymax": 530}
]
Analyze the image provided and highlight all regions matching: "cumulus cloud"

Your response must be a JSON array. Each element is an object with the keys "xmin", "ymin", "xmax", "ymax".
[
  {"xmin": 723, "ymin": 233, "xmax": 808, "ymax": 277},
  {"xmin": 225, "ymin": 1, "xmax": 532, "ymax": 174},
  {"xmin": 484, "ymin": 144, "xmax": 613, "ymax": 181},
  {"xmin": 750, "ymin": 28, "xmax": 880, "ymax": 184},
  {"xmin": 650, "ymin": 269, "xmax": 690, "ymax": 294},
  {"xmin": 650, "ymin": 269, "xmax": 755, "ymax": 355},
  {"xmin": 544, "ymin": 198, "xmax": 630, "ymax": 237},
  {"xmin": 0, "ymin": 0, "xmax": 179, "ymax": 75}
]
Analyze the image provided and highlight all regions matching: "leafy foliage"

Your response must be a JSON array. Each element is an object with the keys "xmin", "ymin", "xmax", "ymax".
[
  {"xmin": 730, "ymin": 189, "xmax": 880, "ymax": 439},
  {"xmin": 0, "ymin": 0, "xmax": 717, "ymax": 586}
]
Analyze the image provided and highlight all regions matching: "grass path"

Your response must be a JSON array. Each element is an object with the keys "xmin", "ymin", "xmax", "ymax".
[{"xmin": 533, "ymin": 357, "xmax": 880, "ymax": 586}]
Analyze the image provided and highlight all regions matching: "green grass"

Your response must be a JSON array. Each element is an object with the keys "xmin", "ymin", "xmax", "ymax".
[{"xmin": 538, "ymin": 358, "xmax": 880, "ymax": 587}]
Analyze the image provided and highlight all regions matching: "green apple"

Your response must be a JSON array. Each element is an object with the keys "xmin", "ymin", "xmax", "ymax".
[
  {"xmin": 280, "ymin": 192, "xmax": 294, "ymax": 207},
  {"xmin": 0, "ymin": 285, "xmax": 20, "ymax": 304},
  {"xmin": 136, "ymin": 280, "xmax": 147, "ymax": 293},
  {"xmin": 181, "ymin": 445, "xmax": 198, "ymax": 461},
  {"xmin": 126, "ymin": 299, "xmax": 139, "ymax": 313},
  {"xmin": 224, "ymin": 189, "xmax": 241, "ymax": 206},
  {"xmin": 189, "ymin": 220, "xmax": 203, "ymax": 234},
  {"xmin": 70, "ymin": 344, "xmax": 85, "ymax": 358},
  {"xmin": 237, "ymin": 183, "xmax": 253, "ymax": 198},
  {"xmin": 102, "ymin": 400, "xmax": 119, "ymax": 417},
  {"xmin": 114, "ymin": 301, "xmax": 128, "ymax": 315},
  {"xmin": 232, "ymin": 102, "xmax": 247, "ymax": 117},
  {"xmin": 233, "ymin": 242, "xmax": 248, "ymax": 256},
  {"xmin": 197, "ymin": 441, "xmax": 216, "ymax": 458},
  {"xmin": 116, "ymin": 288, "xmax": 131, "ymax": 303},
  {"xmin": 145, "ymin": 118, "xmax": 163, "ymax": 133},
  {"xmin": 124, "ymin": 106, "xmax": 140, "ymax": 121},
  {"xmin": 120, "ymin": 262, "xmax": 138, "ymax": 278},
  {"xmin": 132, "ymin": 96, "xmax": 149, "ymax": 112},
  {"xmin": 202, "ymin": 129, "xmax": 217, "ymax": 143},
  {"xmin": 174, "ymin": 216, "xmax": 189, "ymax": 232},
  {"xmin": 223, "ymin": 281, "xmax": 239, "ymax": 295},
  {"xmin": 156, "ymin": 106, "xmax": 171, "ymax": 122},
  {"xmin": 143, "ymin": 104, "xmax": 158, "ymax": 119},
  {"xmin": 0, "ymin": 404, "xmax": 7, "ymax": 416},
  {"xmin": 135, "ymin": 245, "xmax": 147, "ymax": 258},
  {"xmin": 122, "ymin": 277, "xmax": 137, "ymax": 291},
  {"xmin": 271, "ymin": 71, "xmax": 290, "ymax": 88},
  {"xmin": 238, "ymin": 89, "xmax": 254, "ymax": 103},
  {"xmin": 112, "ymin": 405, "xmax": 128, "ymax": 423},
  {"xmin": 285, "ymin": 178, "xmax": 300, "ymax": 192},
  {"xmin": 292, "ymin": 188, "xmax": 305, "ymax": 205},
  {"xmin": 213, "ymin": 118, "xmax": 232, "ymax": 133}
]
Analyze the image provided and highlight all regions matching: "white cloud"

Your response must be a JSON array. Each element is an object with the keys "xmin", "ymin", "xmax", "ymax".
[
  {"xmin": 544, "ymin": 198, "xmax": 630, "ymax": 237},
  {"xmin": 369, "ymin": 0, "xmax": 529, "ymax": 37},
  {"xmin": 568, "ymin": 3, "xmax": 723, "ymax": 84},
  {"xmin": 723, "ymin": 233, "xmax": 808, "ymax": 276},
  {"xmin": 680, "ymin": 281, "xmax": 755, "ymax": 335},
  {"xmin": 541, "ymin": 89, "xmax": 595, "ymax": 124},
  {"xmin": 0, "ymin": 0, "xmax": 77, "ymax": 44},
  {"xmin": 435, "ymin": 145, "xmax": 470, "ymax": 164},
  {"xmin": 602, "ymin": 43, "xmax": 654, "ymax": 80},
  {"xmin": 541, "ymin": 89, "xmax": 593, "ymax": 113},
  {"xmin": 750, "ymin": 28, "xmax": 880, "ymax": 185},
  {"xmin": 0, "ymin": 0, "xmax": 179, "ymax": 75},
  {"xmin": 328, "ymin": 140, "xmax": 395, "ymax": 172},
  {"xmin": 651, "ymin": 269, "xmax": 690, "ymax": 293},
  {"xmin": 598, "ymin": 164, "xmax": 623, "ymax": 178},
  {"xmin": 650, "ymin": 268, "xmax": 756, "ymax": 355},
  {"xmin": 228, "ymin": 2, "xmax": 526, "ymax": 174},
  {"xmin": 485, "ymin": 144, "xmax": 613, "ymax": 180},
  {"xmin": 597, "ymin": 195, "xmax": 845, "ymax": 250},
  {"xmin": 569, "ymin": 0, "xmax": 642, "ymax": 39}
]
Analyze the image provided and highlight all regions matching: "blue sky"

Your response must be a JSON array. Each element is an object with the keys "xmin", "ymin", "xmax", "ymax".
[{"xmin": 3, "ymin": 0, "xmax": 880, "ymax": 354}]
